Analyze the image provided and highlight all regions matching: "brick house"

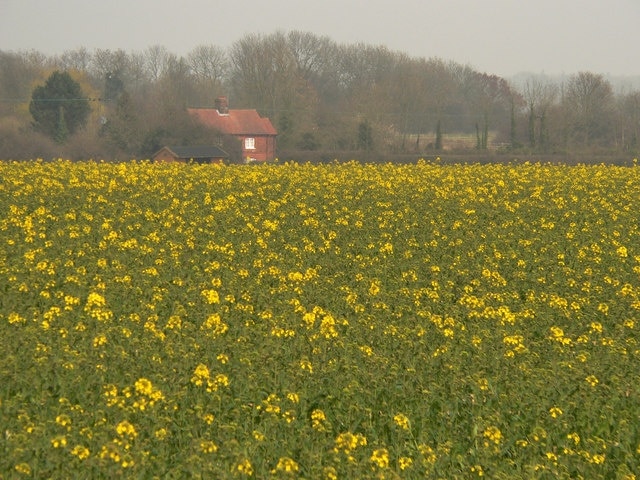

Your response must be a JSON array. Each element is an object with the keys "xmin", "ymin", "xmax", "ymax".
[{"xmin": 188, "ymin": 97, "xmax": 277, "ymax": 162}]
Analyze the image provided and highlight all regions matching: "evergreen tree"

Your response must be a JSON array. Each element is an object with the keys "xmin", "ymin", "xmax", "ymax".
[
  {"xmin": 29, "ymin": 71, "xmax": 91, "ymax": 143},
  {"xmin": 434, "ymin": 119, "xmax": 443, "ymax": 150},
  {"xmin": 55, "ymin": 105, "xmax": 69, "ymax": 144},
  {"xmin": 104, "ymin": 91, "xmax": 139, "ymax": 152},
  {"xmin": 357, "ymin": 120, "xmax": 373, "ymax": 151}
]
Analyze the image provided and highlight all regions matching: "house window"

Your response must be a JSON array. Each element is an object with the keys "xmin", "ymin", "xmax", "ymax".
[{"xmin": 244, "ymin": 137, "xmax": 255, "ymax": 150}]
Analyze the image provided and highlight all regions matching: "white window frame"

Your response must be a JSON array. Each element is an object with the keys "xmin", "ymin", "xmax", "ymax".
[{"xmin": 244, "ymin": 137, "xmax": 255, "ymax": 150}]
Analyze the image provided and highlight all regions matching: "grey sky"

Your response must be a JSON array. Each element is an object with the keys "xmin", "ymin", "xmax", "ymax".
[{"xmin": 1, "ymin": 0, "xmax": 638, "ymax": 77}]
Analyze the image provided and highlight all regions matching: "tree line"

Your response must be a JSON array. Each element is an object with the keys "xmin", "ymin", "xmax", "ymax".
[{"xmin": 1, "ymin": 30, "xmax": 639, "ymax": 161}]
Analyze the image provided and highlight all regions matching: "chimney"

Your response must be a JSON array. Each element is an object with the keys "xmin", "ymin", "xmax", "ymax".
[{"xmin": 214, "ymin": 96, "xmax": 229, "ymax": 114}]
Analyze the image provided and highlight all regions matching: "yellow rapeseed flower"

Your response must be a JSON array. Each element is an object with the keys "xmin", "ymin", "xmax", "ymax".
[
  {"xmin": 586, "ymin": 375, "xmax": 599, "ymax": 387},
  {"xmin": 567, "ymin": 432, "xmax": 580, "ymax": 445},
  {"xmin": 202, "ymin": 413, "xmax": 214, "ymax": 425},
  {"xmin": 134, "ymin": 378, "xmax": 154, "ymax": 396},
  {"xmin": 393, "ymin": 413, "xmax": 410, "ymax": 430},
  {"xmin": 200, "ymin": 440, "xmax": 218, "ymax": 453},
  {"xmin": 323, "ymin": 466, "xmax": 338, "ymax": 479},
  {"xmin": 483, "ymin": 426, "xmax": 503, "ymax": 446},
  {"xmin": 235, "ymin": 458, "xmax": 254, "ymax": 476},
  {"xmin": 116, "ymin": 420, "xmax": 137, "ymax": 438},
  {"xmin": 311, "ymin": 409, "xmax": 328, "ymax": 431},
  {"xmin": 201, "ymin": 313, "xmax": 228, "ymax": 337},
  {"xmin": 300, "ymin": 359, "xmax": 313, "ymax": 373},
  {"xmin": 14, "ymin": 463, "xmax": 31, "ymax": 475},
  {"xmin": 201, "ymin": 289, "xmax": 220, "ymax": 304},
  {"xmin": 51, "ymin": 435, "xmax": 67, "ymax": 448},
  {"xmin": 55, "ymin": 414, "xmax": 72, "ymax": 429},
  {"xmin": 333, "ymin": 432, "xmax": 367, "ymax": 454},
  {"xmin": 399, "ymin": 456, "xmax": 413, "ymax": 470},
  {"xmin": 207, "ymin": 373, "xmax": 229, "ymax": 392},
  {"xmin": 191, "ymin": 363, "xmax": 211, "ymax": 386},
  {"xmin": 71, "ymin": 445, "xmax": 90, "ymax": 460},
  {"xmin": 217, "ymin": 353, "xmax": 229, "ymax": 363},
  {"xmin": 370, "ymin": 448, "xmax": 389, "ymax": 468},
  {"xmin": 549, "ymin": 407, "xmax": 563, "ymax": 418},
  {"xmin": 272, "ymin": 456, "xmax": 299, "ymax": 474}
]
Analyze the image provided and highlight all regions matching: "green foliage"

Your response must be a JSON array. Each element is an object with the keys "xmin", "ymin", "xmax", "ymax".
[
  {"xmin": 357, "ymin": 120, "xmax": 374, "ymax": 151},
  {"xmin": 103, "ymin": 71, "xmax": 125, "ymax": 104},
  {"xmin": 103, "ymin": 91, "xmax": 139, "ymax": 153},
  {"xmin": 29, "ymin": 71, "xmax": 91, "ymax": 143},
  {"xmin": 139, "ymin": 127, "xmax": 170, "ymax": 157},
  {"xmin": 276, "ymin": 111, "xmax": 294, "ymax": 149},
  {"xmin": 297, "ymin": 132, "xmax": 319, "ymax": 151},
  {"xmin": 55, "ymin": 105, "xmax": 69, "ymax": 144}
]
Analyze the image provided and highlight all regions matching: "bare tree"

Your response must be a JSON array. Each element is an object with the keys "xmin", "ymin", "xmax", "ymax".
[
  {"xmin": 522, "ymin": 77, "xmax": 558, "ymax": 150},
  {"xmin": 564, "ymin": 72, "xmax": 615, "ymax": 147},
  {"xmin": 187, "ymin": 45, "xmax": 228, "ymax": 84},
  {"xmin": 125, "ymin": 51, "xmax": 150, "ymax": 92},
  {"xmin": 21, "ymin": 49, "xmax": 53, "ymax": 71},
  {"xmin": 90, "ymin": 49, "xmax": 131, "ymax": 81},
  {"xmin": 286, "ymin": 31, "xmax": 337, "ymax": 85},
  {"xmin": 57, "ymin": 47, "xmax": 92, "ymax": 72},
  {"xmin": 230, "ymin": 32, "xmax": 294, "ymax": 113},
  {"xmin": 186, "ymin": 45, "xmax": 228, "ymax": 106},
  {"xmin": 383, "ymin": 54, "xmax": 429, "ymax": 151},
  {"xmin": 616, "ymin": 90, "xmax": 640, "ymax": 152},
  {"xmin": 0, "ymin": 51, "xmax": 44, "ymax": 115},
  {"xmin": 229, "ymin": 32, "xmax": 302, "ymax": 147},
  {"xmin": 419, "ymin": 58, "xmax": 457, "ymax": 150},
  {"xmin": 143, "ymin": 45, "xmax": 172, "ymax": 82},
  {"xmin": 461, "ymin": 71, "xmax": 514, "ymax": 149},
  {"xmin": 154, "ymin": 54, "xmax": 197, "ymax": 109}
]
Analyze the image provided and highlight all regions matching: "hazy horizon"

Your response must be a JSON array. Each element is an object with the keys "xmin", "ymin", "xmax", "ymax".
[{"xmin": 2, "ymin": 0, "xmax": 639, "ymax": 78}]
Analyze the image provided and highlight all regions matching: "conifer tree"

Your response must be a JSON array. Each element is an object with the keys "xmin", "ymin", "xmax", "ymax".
[{"xmin": 29, "ymin": 71, "xmax": 91, "ymax": 143}]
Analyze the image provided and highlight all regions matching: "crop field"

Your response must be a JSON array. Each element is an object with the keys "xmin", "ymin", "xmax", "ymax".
[{"xmin": 1, "ymin": 159, "xmax": 639, "ymax": 478}]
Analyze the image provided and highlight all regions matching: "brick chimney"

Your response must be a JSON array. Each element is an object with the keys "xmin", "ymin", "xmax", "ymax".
[{"xmin": 214, "ymin": 96, "xmax": 229, "ymax": 114}]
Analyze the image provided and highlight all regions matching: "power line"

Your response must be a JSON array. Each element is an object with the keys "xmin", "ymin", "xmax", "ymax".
[
  {"xmin": 0, "ymin": 97, "xmax": 103, "ymax": 103},
  {"xmin": 2, "ymin": 96, "xmax": 485, "ymax": 121}
]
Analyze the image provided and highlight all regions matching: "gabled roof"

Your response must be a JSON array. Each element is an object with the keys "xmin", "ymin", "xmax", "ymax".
[
  {"xmin": 188, "ymin": 108, "xmax": 277, "ymax": 136},
  {"xmin": 157, "ymin": 145, "xmax": 229, "ymax": 159}
]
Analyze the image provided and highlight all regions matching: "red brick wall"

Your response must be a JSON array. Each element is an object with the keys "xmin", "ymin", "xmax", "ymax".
[
  {"xmin": 152, "ymin": 149, "xmax": 179, "ymax": 162},
  {"xmin": 241, "ymin": 135, "xmax": 277, "ymax": 162}
]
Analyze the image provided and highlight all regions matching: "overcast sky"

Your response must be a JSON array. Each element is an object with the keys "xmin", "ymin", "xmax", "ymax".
[{"xmin": 1, "ymin": 0, "xmax": 638, "ymax": 77}]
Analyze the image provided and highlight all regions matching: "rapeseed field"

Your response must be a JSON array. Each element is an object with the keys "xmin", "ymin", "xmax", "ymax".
[{"xmin": 1, "ymin": 159, "xmax": 639, "ymax": 478}]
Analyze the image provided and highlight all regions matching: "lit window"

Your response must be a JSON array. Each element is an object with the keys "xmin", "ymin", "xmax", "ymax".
[{"xmin": 244, "ymin": 138, "xmax": 255, "ymax": 150}]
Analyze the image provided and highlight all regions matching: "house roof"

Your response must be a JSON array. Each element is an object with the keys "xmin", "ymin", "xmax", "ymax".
[
  {"xmin": 188, "ymin": 108, "xmax": 277, "ymax": 136},
  {"xmin": 157, "ymin": 145, "xmax": 229, "ymax": 159}
]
